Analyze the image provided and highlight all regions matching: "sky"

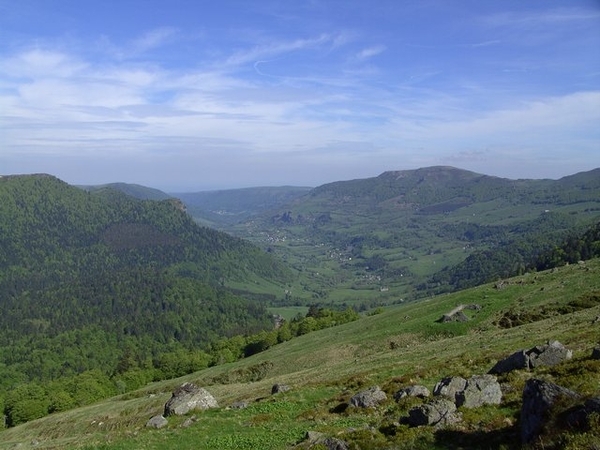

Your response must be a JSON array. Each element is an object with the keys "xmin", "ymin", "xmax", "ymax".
[{"xmin": 1, "ymin": 0, "xmax": 599, "ymax": 191}]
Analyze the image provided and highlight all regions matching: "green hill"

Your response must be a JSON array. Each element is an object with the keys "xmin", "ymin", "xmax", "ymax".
[
  {"xmin": 79, "ymin": 182, "xmax": 173, "ymax": 201},
  {"xmin": 0, "ymin": 175, "xmax": 293, "ymax": 406},
  {"xmin": 213, "ymin": 166, "xmax": 600, "ymax": 307},
  {"xmin": 1, "ymin": 258, "xmax": 599, "ymax": 449}
]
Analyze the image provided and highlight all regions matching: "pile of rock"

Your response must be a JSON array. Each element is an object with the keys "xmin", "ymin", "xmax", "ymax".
[{"xmin": 400, "ymin": 374, "xmax": 502, "ymax": 428}]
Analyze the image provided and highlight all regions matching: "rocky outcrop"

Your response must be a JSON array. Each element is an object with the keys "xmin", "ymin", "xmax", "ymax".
[
  {"xmin": 272, "ymin": 383, "xmax": 291, "ymax": 394},
  {"xmin": 146, "ymin": 414, "xmax": 168, "ymax": 429},
  {"xmin": 437, "ymin": 304, "xmax": 481, "ymax": 323},
  {"xmin": 407, "ymin": 398, "xmax": 461, "ymax": 427},
  {"xmin": 349, "ymin": 386, "xmax": 387, "ymax": 408},
  {"xmin": 434, "ymin": 375, "xmax": 501, "ymax": 408},
  {"xmin": 520, "ymin": 378, "xmax": 580, "ymax": 444},
  {"xmin": 489, "ymin": 340, "xmax": 572, "ymax": 374},
  {"xmin": 164, "ymin": 382, "xmax": 218, "ymax": 416},
  {"xmin": 394, "ymin": 385, "xmax": 430, "ymax": 401},
  {"xmin": 301, "ymin": 431, "xmax": 349, "ymax": 450}
]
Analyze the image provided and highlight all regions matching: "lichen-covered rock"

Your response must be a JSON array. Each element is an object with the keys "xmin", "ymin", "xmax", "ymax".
[
  {"xmin": 146, "ymin": 415, "xmax": 168, "ymax": 429},
  {"xmin": 566, "ymin": 397, "xmax": 600, "ymax": 430},
  {"xmin": 489, "ymin": 350, "xmax": 529, "ymax": 374},
  {"xmin": 528, "ymin": 340, "xmax": 572, "ymax": 368},
  {"xmin": 394, "ymin": 385, "xmax": 430, "ymax": 401},
  {"xmin": 271, "ymin": 383, "xmax": 291, "ymax": 394},
  {"xmin": 521, "ymin": 378, "xmax": 580, "ymax": 444},
  {"xmin": 349, "ymin": 386, "xmax": 387, "ymax": 408},
  {"xmin": 489, "ymin": 340, "xmax": 572, "ymax": 374},
  {"xmin": 456, "ymin": 375, "xmax": 502, "ymax": 408},
  {"xmin": 164, "ymin": 382, "xmax": 218, "ymax": 416},
  {"xmin": 433, "ymin": 376, "xmax": 467, "ymax": 400},
  {"xmin": 407, "ymin": 398, "xmax": 461, "ymax": 428}
]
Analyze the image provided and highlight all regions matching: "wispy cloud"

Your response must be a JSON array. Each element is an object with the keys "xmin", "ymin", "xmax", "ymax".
[{"xmin": 354, "ymin": 45, "xmax": 386, "ymax": 61}]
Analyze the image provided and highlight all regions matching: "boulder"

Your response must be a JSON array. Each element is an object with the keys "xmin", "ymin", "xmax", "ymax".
[
  {"xmin": 394, "ymin": 385, "xmax": 430, "ymax": 401},
  {"xmin": 528, "ymin": 341, "xmax": 572, "ymax": 369},
  {"xmin": 489, "ymin": 340, "xmax": 572, "ymax": 374},
  {"xmin": 433, "ymin": 376, "xmax": 467, "ymax": 400},
  {"xmin": 271, "ymin": 383, "xmax": 291, "ymax": 394},
  {"xmin": 433, "ymin": 375, "xmax": 501, "ymax": 408},
  {"xmin": 407, "ymin": 398, "xmax": 462, "ymax": 428},
  {"xmin": 302, "ymin": 431, "xmax": 349, "ymax": 450},
  {"xmin": 322, "ymin": 437, "xmax": 350, "ymax": 450},
  {"xmin": 164, "ymin": 382, "xmax": 218, "ymax": 416},
  {"xmin": 230, "ymin": 400, "xmax": 249, "ymax": 409},
  {"xmin": 180, "ymin": 415, "xmax": 197, "ymax": 428},
  {"xmin": 489, "ymin": 350, "xmax": 529, "ymax": 374},
  {"xmin": 456, "ymin": 375, "xmax": 502, "ymax": 408},
  {"xmin": 566, "ymin": 397, "xmax": 600, "ymax": 430},
  {"xmin": 520, "ymin": 378, "xmax": 580, "ymax": 444},
  {"xmin": 349, "ymin": 386, "xmax": 387, "ymax": 408},
  {"xmin": 146, "ymin": 414, "xmax": 168, "ymax": 429},
  {"xmin": 591, "ymin": 346, "xmax": 600, "ymax": 360}
]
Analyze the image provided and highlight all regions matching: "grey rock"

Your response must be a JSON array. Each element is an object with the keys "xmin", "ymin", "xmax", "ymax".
[
  {"xmin": 565, "ymin": 397, "xmax": 600, "ymax": 430},
  {"xmin": 394, "ymin": 385, "xmax": 430, "ymax": 401},
  {"xmin": 271, "ymin": 383, "xmax": 291, "ymax": 394},
  {"xmin": 433, "ymin": 376, "xmax": 467, "ymax": 400},
  {"xmin": 322, "ymin": 437, "xmax": 350, "ymax": 450},
  {"xmin": 407, "ymin": 398, "xmax": 462, "ymax": 428},
  {"xmin": 230, "ymin": 400, "xmax": 249, "ymax": 409},
  {"xmin": 521, "ymin": 378, "xmax": 580, "ymax": 444},
  {"xmin": 529, "ymin": 340, "xmax": 572, "ymax": 368},
  {"xmin": 164, "ymin": 382, "xmax": 218, "ymax": 416},
  {"xmin": 304, "ymin": 430, "xmax": 326, "ymax": 444},
  {"xmin": 456, "ymin": 374, "xmax": 502, "ymax": 408},
  {"xmin": 146, "ymin": 415, "xmax": 168, "ymax": 429},
  {"xmin": 302, "ymin": 431, "xmax": 349, "ymax": 450},
  {"xmin": 489, "ymin": 350, "xmax": 529, "ymax": 374},
  {"xmin": 180, "ymin": 415, "xmax": 197, "ymax": 428},
  {"xmin": 349, "ymin": 385, "xmax": 387, "ymax": 408},
  {"xmin": 489, "ymin": 340, "xmax": 572, "ymax": 375}
]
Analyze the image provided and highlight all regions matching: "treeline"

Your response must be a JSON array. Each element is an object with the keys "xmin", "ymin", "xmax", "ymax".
[
  {"xmin": 0, "ymin": 307, "xmax": 359, "ymax": 427},
  {"xmin": 533, "ymin": 220, "xmax": 600, "ymax": 270}
]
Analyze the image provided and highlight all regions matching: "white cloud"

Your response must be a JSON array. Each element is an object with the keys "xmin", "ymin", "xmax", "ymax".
[{"xmin": 354, "ymin": 45, "xmax": 385, "ymax": 60}]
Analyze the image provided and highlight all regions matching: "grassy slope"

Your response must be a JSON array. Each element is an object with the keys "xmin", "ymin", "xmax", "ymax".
[{"xmin": 2, "ymin": 260, "xmax": 600, "ymax": 449}]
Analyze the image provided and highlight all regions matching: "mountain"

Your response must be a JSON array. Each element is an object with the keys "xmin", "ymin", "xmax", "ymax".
[
  {"xmin": 79, "ymin": 182, "xmax": 173, "ymax": 201},
  {"xmin": 202, "ymin": 166, "xmax": 600, "ymax": 306},
  {"xmin": 0, "ymin": 174, "xmax": 292, "ymax": 389},
  {"xmin": 2, "ymin": 257, "xmax": 600, "ymax": 448},
  {"xmin": 171, "ymin": 186, "xmax": 312, "ymax": 228}
]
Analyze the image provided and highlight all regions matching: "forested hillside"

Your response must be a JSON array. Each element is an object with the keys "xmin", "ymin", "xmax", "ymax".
[{"xmin": 0, "ymin": 174, "xmax": 294, "ymax": 423}]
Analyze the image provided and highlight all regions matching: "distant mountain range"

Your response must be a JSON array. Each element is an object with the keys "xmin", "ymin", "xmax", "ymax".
[
  {"xmin": 79, "ymin": 166, "xmax": 600, "ymax": 306},
  {"xmin": 170, "ymin": 166, "xmax": 600, "ymax": 305}
]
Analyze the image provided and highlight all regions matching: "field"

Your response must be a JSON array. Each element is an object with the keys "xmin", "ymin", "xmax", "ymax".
[{"xmin": 2, "ymin": 259, "xmax": 600, "ymax": 449}]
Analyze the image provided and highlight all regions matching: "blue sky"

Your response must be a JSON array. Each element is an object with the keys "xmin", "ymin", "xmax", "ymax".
[{"xmin": 1, "ymin": 0, "xmax": 599, "ymax": 191}]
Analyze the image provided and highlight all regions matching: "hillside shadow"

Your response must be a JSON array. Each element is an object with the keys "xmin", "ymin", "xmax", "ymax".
[{"xmin": 434, "ymin": 427, "xmax": 520, "ymax": 450}]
